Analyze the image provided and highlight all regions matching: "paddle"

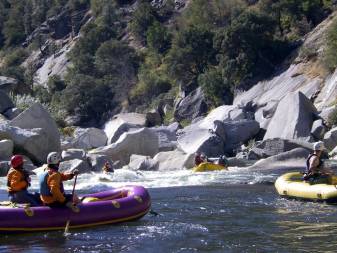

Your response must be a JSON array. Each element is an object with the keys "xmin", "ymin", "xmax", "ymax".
[{"xmin": 64, "ymin": 174, "xmax": 78, "ymax": 235}]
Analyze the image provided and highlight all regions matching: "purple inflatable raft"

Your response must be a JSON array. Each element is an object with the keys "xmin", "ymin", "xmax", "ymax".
[{"xmin": 0, "ymin": 186, "xmax": 151, "ymax": 233}]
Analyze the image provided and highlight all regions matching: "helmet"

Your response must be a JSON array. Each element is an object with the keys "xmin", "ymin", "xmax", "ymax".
[
  {"xmin": 11, "ymin": 155, "xmax": 23, "ymax": 168},
  {"xmin": 47, "ymin": 152, "xmax": 61, "ymax": 165},
  {"xmin": 313, "ymin": 141, "xmax": 325, "ymax": 151}
]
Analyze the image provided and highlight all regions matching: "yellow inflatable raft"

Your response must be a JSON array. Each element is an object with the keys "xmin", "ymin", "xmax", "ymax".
[
  {"xmin": 193, "ymin": 162, "xmax": 228, "ymax": 172},
  {"xmin": 275, "ymin": 172, "xmax": 337, "ymax": 203}
]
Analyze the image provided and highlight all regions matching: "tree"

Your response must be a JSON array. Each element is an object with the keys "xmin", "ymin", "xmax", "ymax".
[
  {"xmin": 146, "ymin": 21, "xmax": 171, "ymax": 54},
  {"xmin": 60, "ymin": 74, "xmax": 115, "ymax": 125},
  {"xmin": 94, "ymin": 40, "xmax": 139, "ymax": 78},
  {"xmin": 198, "ymin": 67, "xmax": 233, "ymax": 106},
  {"xmin": 129, "ymin": 1, "xmax": 157, "ymax": 43},
  {"xmin": 215, "ymin": 10, "xmax": 291, "ymax": 89},
  {"xmin": 3, "ymin": 0, "xmax": 25, "ymax": 46},
  {"xmin": 165, "ymin": 26, "xmax": 216, "ymax": 84}
]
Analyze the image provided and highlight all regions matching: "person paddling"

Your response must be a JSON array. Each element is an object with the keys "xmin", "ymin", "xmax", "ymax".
[
  {"xmin": 39, "ymin": 152, "xmax": 79, "ymax": 208},
  {"xmin": 7, "ymin": 155, "xmax": 40, "ymax": 206},
  {"xmin": 102, "ymin": 161, "xmax": 114, "ymax": 174},
  {"xmin": 303, "ymin": 141, "xmax": 333, "ymax": 184}
]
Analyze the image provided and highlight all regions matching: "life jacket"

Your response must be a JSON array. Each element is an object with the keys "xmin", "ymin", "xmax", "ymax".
[
  {"xmin": 305, "ymin": 153, "xmax": 323, "ymax": 175},
  {"xmin": 39, "ymin": 171, "xmax": 65, "ymax": 196},
  {"xmin": 7, "ymin": 168, "xmax": 28, "ymax": 192}
]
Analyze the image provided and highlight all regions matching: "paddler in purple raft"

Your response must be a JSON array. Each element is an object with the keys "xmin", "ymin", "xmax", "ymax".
[
  {"xmin": 39, "ymin": 152, "xmax": 79, "ymax": 209},
  {"xmin": 7, "ymin": 155, "xmax": 40, "ymax": 206}
]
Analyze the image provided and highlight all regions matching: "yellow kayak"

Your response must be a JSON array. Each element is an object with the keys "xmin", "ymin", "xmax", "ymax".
[
  {"xmin": 193, "ymin": 162, "xmax": 228, "ymax": 172},
  {"xmin": 275, "ymin": 172, "xmax": 337, "ymax": 203}
]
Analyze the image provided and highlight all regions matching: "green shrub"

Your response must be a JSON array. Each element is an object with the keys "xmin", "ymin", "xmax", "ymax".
[
  {"xmin": 198, "ymin": 67, "xmax": 233, "ymax": 106},
  {"xmin": 146, "ymin": 21, "xmax": 171, "ymax": 54},
  {"xmin": 324, "ymin": 18, "xmax": 337, "ymax": 72},
  {"xmin": 129, "ymin": 1, "xmax": 157, "ymax": 43}
]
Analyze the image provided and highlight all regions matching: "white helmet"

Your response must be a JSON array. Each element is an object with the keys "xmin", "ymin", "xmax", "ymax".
[
  {"xmin": 313, "ymin": 141, "xmax": 325, "ymax": 151},
  {"xmin": 47, "ymin": 152, "xmax": 61, "ymax": 165}
]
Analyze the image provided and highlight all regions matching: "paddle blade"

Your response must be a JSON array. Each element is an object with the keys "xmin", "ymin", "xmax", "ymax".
[{"xmin": 64, "ymin": 220, "xmax": 70, "ymax": 235}]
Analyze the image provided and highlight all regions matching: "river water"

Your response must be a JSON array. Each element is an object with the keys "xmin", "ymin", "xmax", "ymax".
[{"xmin": 1, "ymin": 167, "xmax": 337, "ymax": 252}]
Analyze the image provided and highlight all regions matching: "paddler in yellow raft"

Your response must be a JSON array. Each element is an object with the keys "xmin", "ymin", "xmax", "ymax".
[
  {"xmin": 193, "ymin": 152, "xmax": 228, "ymax": 172},
  {"xmin": 303, "ymin": 141, "xmax": 336, "ymax": 184}
]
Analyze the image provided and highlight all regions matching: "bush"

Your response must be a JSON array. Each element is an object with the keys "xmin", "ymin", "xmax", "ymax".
[
  {"xmin": 146, "ymin": 21, "xmax": 171, "ymax": 54},
  {"xmin": 324, "ymin": 18, "xmax": 337, "ymax": 72},
  {"xmin": 198, "ymin": 67, "xmax": 233, "ymax": 106},
  {"xmin": 129, "ymin": 1, "xmax": 157, "ymax": 43},
  {"xmin": 94, "ymin": 40, "xmax": 139, "ymax": 77},
  {"xmin": 165, "ymin": 26, "xmax": 216, "ymax": 84},
  {"xmin": 60, "ymin": 74, "xmax": 115, "ymax": 125}
]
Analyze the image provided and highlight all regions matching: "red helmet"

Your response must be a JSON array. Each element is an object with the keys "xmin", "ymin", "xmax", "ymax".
[{"xmin": 11, "ymin": 155, "xmax": 24, "ymax": 168}]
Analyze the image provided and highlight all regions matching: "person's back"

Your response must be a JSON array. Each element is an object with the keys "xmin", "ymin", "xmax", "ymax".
[
  {"xmin": 39, "ymin": 152, "xmax": 78, "ymax": 208},
  {"xmin": 7, "ymin": 155, "xmax": 40, "ymax": 206}
]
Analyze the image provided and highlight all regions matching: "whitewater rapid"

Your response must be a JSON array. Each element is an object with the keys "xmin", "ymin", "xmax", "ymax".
[{"xmin": 0, "ymin": 167, "xmax": 278, "ymax": 192}]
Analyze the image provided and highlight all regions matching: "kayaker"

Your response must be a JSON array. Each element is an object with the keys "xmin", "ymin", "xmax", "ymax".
[
  {"xmin": 102, "ymin": 161, "xmax": 114, "ymax": 174},
  {"xmin": 194, "ymin": 153, "xmax": 207, "ymax": 166},
  {"xmin": 39, "ymin": 152, "xmax": 79, "ymax": 208},
  {"xmin": 303, "ymin": 141, "xmax": 333, "ymax": 183},
  {"xmin": 7, "ymin": 155, "xmax": 40, "ymax": 206}
]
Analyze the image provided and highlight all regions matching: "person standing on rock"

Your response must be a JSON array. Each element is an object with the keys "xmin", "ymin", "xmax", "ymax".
[
  {"xmin": 7, "ymin": 155, "xmax": 40, "ymax": 206},
  {"xmin": 39, "ymin": 152, "xmax": 79, "ymax": 208},
  {"xmin": 303, "ymin": 141, "xmax": 334, "ymax": 184}
]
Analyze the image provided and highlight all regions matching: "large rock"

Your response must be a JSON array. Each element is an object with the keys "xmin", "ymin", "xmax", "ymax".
[
  {"xmin": 248, "ymin": 138, "xmax": 312, "ymax": 159},
  {"xmin": 104, "ymin": 113, "xmax": 146, "ymax": 144},
  {"xmin": 319, "ymin": 105, "xmax": 336, "ymax": 122},
  {"xmin": 0, "ymin": 76, "xmax": 17, "ymax": 93},
  {"xmin": 174, "ymin": 87, "xmax": 208, "ymax": 122},
  {"xmin": 86, "ymin": 153, "xmax": 115, "ymax": 172},
  {"xmin": 9, "ymin": 102, "xmax": 61, "ymax": 156},
  {"xmin": 198, "ymin": 105, "xmax": 235, "ymax": 129},
  {"xmin": 248, "ymin": 147, "xmax": 310, "ymax": 172},
  {"xmin": 90, "ymin": 128, "xmax": 159, "ymax": 166},
  {"xmin": 315, "ymin": 68, "xmax": 337, "ymax": 110},
  {"xmin": 177, "ymin": 122, "xmax": 225, "ymax": 157},
  {"xmin": 71, "ymin": 127, "xmax": 107, "ymax": 150},
  {"xmin": 234, "ymin": 64, "xmax": 322, "ymax": 108},
  {"xmin": 0, "ymin": 139, "xmax": 14, "ymax": 160},
  {"xmin": 127, "ymin": 154, "xmax": 158, "ymax": 171},
  {"xmin": 146, "ymin": 110, "xmax": 162, "ymax": 127},
  {"xmin": 0, "ymin": 124, "xmax": 50, "ymax": 164},
  {"xmin": 151, "ymin": 125, "xmax": 177, "ymax": 152},
  {"xmin": 0, "ymin": 90, "xmax": 14, "ymax": 114},
  {"xmin": 153, "ymin": 149, "xmax": 194, "ymax": 171},
  {"xmin": 254, "ymin": 101, "xmax": 279, "ymax": 130},
  {"xmin": 87, "ymin": 154, "xmax": 117, "ymax": 172},
  {"xmin": 323, "ymin": 127, "xmax": 337, "ymax": 150},
  {"xmin": 59, "ymin": 159, "xmax": 91, "ymax": 174},
  {"xmin": 0, "ymin": 161, "xmax": 10, "ymax": 176},
  {"xmin": 264, "ymin": 91, "xmax": 317, "ymax": 140},
  {"xmin": 221, "ymin": 120, "xmax": 260, "ymax": 153},
  {"xmin": 3, "ymin": 107, "xmax": 23, "ymax": 120},
  {"xmin": 311, "ymin": 119, "xmax": 326, "ymax": 140},
  {"xmin": 61, "ymin": 149, "xmax": 86, "ymax": 161}
]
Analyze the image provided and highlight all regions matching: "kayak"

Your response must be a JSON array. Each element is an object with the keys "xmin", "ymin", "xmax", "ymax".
[
  {"xmin": 275, "ymin": 172, "xmax": 337, "ymax": 203},
  {"xmin": 0, "ymin": 186, "xmax": 151, "ymax": 233},
  {"xmin": 193, "ymin": 162, "xmax": 228, "ymax": 172}
]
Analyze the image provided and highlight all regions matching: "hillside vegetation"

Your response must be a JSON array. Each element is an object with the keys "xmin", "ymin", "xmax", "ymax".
[{"xmin": 0, "ymin": 0, "xmax": 336, "ymax": 126}]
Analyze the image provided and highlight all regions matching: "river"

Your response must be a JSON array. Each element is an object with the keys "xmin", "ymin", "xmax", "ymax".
[{"xmin": 0, "ymin": 168, "xmax": 337, "ymax": 252}]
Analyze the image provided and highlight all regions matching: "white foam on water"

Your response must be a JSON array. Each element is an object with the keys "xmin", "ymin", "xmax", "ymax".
[{"xmin": 0, "ymin": 166, "xmax": 278, "ymax": 192}]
